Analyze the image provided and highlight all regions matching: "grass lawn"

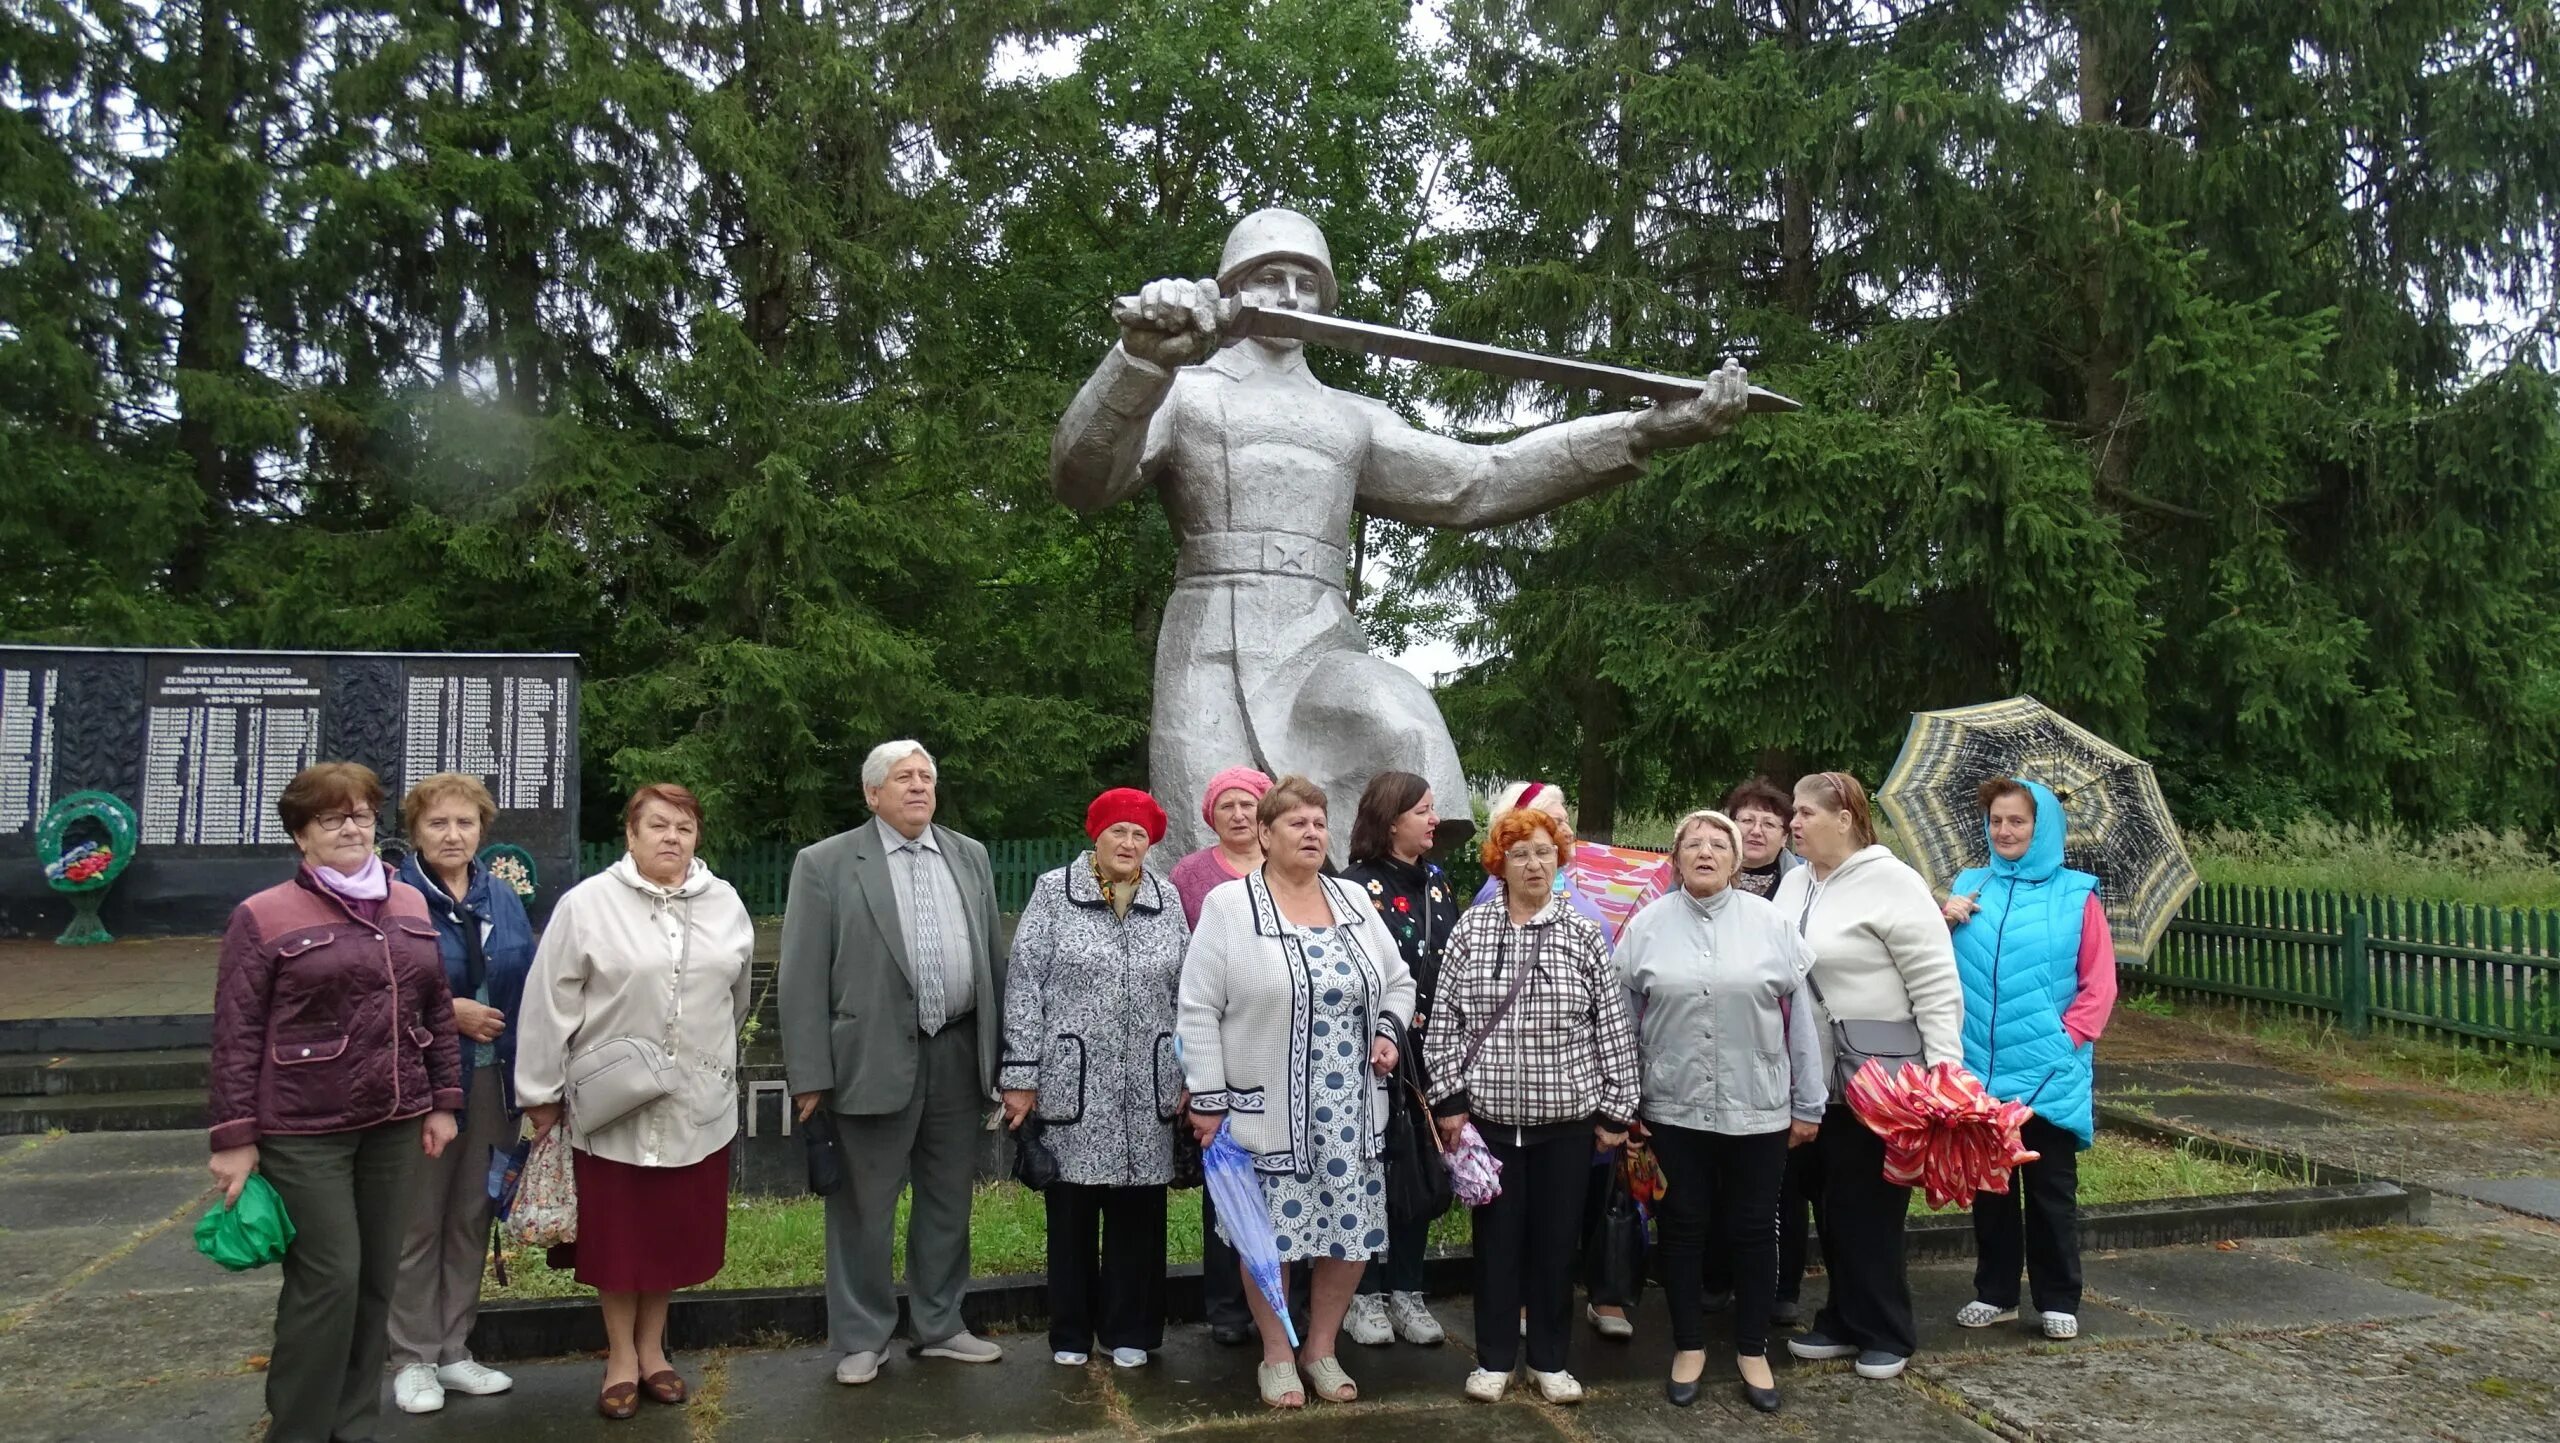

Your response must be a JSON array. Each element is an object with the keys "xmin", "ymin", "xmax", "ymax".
[{"xmin": 484, "ymin": 1134, "xmax": 2295, "ymax": 1299}]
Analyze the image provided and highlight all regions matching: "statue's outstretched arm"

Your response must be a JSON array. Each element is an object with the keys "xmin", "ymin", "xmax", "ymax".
[
  {"xmin": 1050, "ymin": 345, "xmax": 1179, "ymax": 513},
  {"xmin": 1352, "ymin": 401, "xmax": 1651, "ymax": 531},
  {"xmin": 1352, "ymin": 358, "xmax": 1753, "ymax": 530}
]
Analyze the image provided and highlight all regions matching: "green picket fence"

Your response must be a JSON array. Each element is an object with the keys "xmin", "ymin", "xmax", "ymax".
[
  {"xmin": 570, "ymin": 841, "xmax": 2560, "ymax": 1056},
  {"xmin": 2146, "ymin": 882, "xmax": 2560, "ymax": 1053}
]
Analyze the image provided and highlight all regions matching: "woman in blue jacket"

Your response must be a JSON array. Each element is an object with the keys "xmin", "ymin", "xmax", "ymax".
[
  {"xmin": 1941, "ymin": 778, "xmax": 2117, "ymax": 1342},
  {"xmin": 387, "ymin": 772, "xmax": 537, "ymax": 1415}
]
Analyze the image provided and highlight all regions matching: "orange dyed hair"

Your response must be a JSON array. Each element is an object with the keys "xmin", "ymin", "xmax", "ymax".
[{"xmin": 1480, "ymin": 806, "xmax": 1575, "ymax": 877}]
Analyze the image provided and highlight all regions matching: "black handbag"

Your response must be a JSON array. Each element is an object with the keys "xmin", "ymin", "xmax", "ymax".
[
  {"xmin": 1012, "ymin": 1115, "xmax": 1063, "ymax": 1192},
  {"xmin": 1581, "ymin": 1160, "xmax": 1648, "ymax": 1307},
  {"xmin": 802, "ymin": 1109, "xmax": 846, "ymax": 1197},
  {"xmin": 1382, "ymin": 1021, "xmax": 1454, "ymax": 1226}
]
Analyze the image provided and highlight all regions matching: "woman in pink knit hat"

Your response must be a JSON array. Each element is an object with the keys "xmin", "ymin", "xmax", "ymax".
[
  {"xmin": 1169, "ymin": 767, "xmax": 1272, "ymax": 930},
  {"xmin": 1165, "ymin": 765, "xmax": 1273, "ymax": 1346}
]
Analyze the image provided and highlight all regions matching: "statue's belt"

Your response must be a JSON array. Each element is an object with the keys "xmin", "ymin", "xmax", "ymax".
[{"xmin": 1175, "ymin": 531, "xmax": 1349, "ymax": 588}]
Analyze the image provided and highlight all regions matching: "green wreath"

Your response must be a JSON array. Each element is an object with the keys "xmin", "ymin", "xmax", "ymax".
[
  {"xmin": 39, "ymin": 790, "xmax": 138, "ymax": 894},
  {"xmin": 477, "ymin": 841, "xmax": 538, "ymax": 899}
]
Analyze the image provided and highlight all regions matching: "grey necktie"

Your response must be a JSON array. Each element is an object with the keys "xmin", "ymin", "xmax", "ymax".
[{"xmin": 903, "ymin": 840, "xmax": 948, "ymax": 1035}]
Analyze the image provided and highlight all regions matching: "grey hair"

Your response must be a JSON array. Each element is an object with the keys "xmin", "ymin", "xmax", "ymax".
[
  {"xmin": 1672, "ymin": 808, "xmax": 1743, "ymax": 859},
  {"xmin": 861, "ymin": 740, "xmax": 937, "ymax": 791}
]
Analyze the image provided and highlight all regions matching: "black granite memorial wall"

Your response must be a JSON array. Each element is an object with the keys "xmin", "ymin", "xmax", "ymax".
[{"xmin": 0, "ymin": 646, "xmax": 580, "ymax": 937}]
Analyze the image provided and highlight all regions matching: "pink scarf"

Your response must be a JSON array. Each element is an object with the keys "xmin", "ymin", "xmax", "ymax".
[{"xmin": 311, "ymin": 854, "xmax": 388, "ymax": 902}]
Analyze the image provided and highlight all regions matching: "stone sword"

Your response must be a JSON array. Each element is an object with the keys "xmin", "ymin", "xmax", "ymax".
[{"xmin": 1110, "ymin": 296, "xmax": 1802, "ymax": 412}]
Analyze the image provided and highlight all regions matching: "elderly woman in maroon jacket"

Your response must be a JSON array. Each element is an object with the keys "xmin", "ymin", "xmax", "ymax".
[{"xmin": 207, "ymin": 762, "xmax": 462, "ymax": 1443}]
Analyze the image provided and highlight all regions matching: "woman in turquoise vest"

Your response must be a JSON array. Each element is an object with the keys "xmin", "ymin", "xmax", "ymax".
[{"xmin": 1940, "ymin": 778, "xmax": 2117, "ymax": 1342}]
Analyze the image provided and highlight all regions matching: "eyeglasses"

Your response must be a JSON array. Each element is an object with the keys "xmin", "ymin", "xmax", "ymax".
[
  {"xmin": 1504, "ymin": 844, "xmax": 1559, "ymax": 864},
  {"xmin": 316, "ymin": 810, "xmax": 378, "ymax": 833}
]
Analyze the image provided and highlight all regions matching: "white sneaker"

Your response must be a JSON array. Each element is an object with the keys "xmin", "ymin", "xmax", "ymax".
[
  {"xmin": 1463, "ymin": 1367, "xmax": 1511, "ymax": 1402},
  {"xmin": 434, "ymin": 1359, "xmax": 512, "ymax": 1396},
  {"xmin": 1343, "ymin": 1292, "xmax": 1394, "ymax": 1346},
  {"xmin": 392, "ymin": 1363, "xmax": 444, "ymax": 1415},
  {"xmin": 835, "ymin": 1350, "xmax": 882, "ymax": 1385},
  {"xmin": 1529, "ymin": 1368, "xmax": 1585, "ymax": 1404},
  {"xmin": 1955, "ymin": 1300, "xmax": 2019, "ymax": 1329},
  {"xmin": 2041, "ymin": 1311, "xmax": 2080, "ymax": 1340},
  {"xmin": 1111, "ymin": 1347, "xmax": 1148, "ymax": 1369},
  {"xmin": 1387, "ymin": 1291, "xmax": 1444, "ymax": 1345},
  {"xmin": 1053, "ymin": 1349, "xmax": 1089, "ymax": 1366}
]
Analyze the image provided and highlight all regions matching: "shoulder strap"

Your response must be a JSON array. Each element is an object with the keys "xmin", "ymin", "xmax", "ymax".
[{"xmin": 1457, "ymin": 925, "xmax": 1538, "ymax": 1078}]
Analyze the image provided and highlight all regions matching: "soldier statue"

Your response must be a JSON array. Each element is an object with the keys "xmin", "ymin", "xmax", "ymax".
[{"xmin": 1051, "ymin": 207, "xmax": 1755, "ymax": 858}]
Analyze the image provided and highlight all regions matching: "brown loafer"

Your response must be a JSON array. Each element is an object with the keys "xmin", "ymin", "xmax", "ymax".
[
  {"xmin": 597, "ymin": 1380, "xmax": 640, "ymax": 1420},
  {"xmin": 642, "ymin": 1369, "xmax": 689, "ymax": 1405}
]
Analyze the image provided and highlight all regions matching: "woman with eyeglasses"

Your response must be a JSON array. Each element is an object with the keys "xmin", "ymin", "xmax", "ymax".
[
  {"xmin": 1424, "ymin": 806, "xmax": 1641, "ymax": 1406},
  {"xmin": 1772, "ymin": 772, "xmax": 1962, "ymax": 1384},
  {"xmin": 207, "ymin": 762, "xmax": 464, "ymax": 1443}
]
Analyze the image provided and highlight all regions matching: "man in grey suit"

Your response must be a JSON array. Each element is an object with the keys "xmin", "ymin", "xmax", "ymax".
[{"xmin": 780, "ymin": 739, "xmax": 1008, "ymax": 1384}]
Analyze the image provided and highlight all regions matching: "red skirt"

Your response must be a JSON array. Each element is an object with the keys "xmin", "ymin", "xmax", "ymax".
[{"xmin": 547, "ymin": 1145, "xmax": 730, "ymax": 1292}]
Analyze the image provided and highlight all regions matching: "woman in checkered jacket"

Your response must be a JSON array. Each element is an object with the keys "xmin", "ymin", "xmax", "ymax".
[{"xmin": 1423, "ymin": 806, "xmax": 1642, "ymax": 1406}]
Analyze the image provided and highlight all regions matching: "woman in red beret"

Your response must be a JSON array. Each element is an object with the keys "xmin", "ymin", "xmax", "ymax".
[{"xmin": 998, "ymin": 787, "xmax": 1190, "ymax": 1369}]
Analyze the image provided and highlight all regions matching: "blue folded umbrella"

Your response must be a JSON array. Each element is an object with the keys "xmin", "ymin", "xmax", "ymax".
[{"xmin": 1202, "ymin": 1120, "xmax": 1298, "ymax": 1348}]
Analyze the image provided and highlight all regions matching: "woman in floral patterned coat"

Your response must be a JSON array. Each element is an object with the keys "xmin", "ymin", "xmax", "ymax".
[
  {"xmin": 1337, "ymin": 770, "xmax": 1460, "ymax": 1348},
  {"xmin": 1000, "ymin": 788, "xmax": 1189, "ymax": 1370}
]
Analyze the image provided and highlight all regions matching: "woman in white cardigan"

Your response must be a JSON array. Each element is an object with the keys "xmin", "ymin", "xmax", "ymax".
[
  {"xmin": 516, "ymin": 784, "xmax": 755, "ymax": 1420},
  {"xmin": 1178, "ymin": 775, "xmax": 1416, "ymax": 1411},
  {"xmin": 1771, "ymin": 771, "xmax": 1962, "ymax": 1384}
]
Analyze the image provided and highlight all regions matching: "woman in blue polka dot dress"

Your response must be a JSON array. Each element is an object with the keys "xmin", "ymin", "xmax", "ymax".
[{"xmin": 1178, "ymin": 777, "xmax": 1416, "ymax": 1410}]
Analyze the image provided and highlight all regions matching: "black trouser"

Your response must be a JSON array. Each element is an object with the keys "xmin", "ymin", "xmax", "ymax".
[
  {"xmin": 1651, "ymin": 1122, "xmax": 1791, "ymax": 1356},
  {"xmin": 1812, "ymin": 1102, "xmax": 1917, "ymax": 1358},
  {"xmin": 1776, "ymin": 1132, "xmax": 1823, "ymax": 1305},
  {"xmin": 1045, "ymin": 1183, "xmax": 1168, "ymax": 1355},
  {"xmin": 1705, "ymin": 1127, "xmax": 1822, "ymax": 1304},
  {"xmin": 1198, "ymin": 1190, "xmax": 1254, "ymax": 1331},
  {"xmin": 1359, "ymin": 1207, "xmax": 1429, "ymax": 1296},
  {"xmin": 1971, "ymin": 1115, "xmax": 2083, "ymax": 1315},
  {"xmin": 1471, "ymin": 1125, "xmax": 1590, "ymax": 1374}
]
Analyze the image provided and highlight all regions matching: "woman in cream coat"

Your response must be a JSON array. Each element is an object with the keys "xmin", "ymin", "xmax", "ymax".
[
  {"xmin": 1771, "ymin": 772, "xmax": 1962, "ymax": 1384},
  {"xmin": 517, "ymin": 784, "xmax": 755, "ymax": 1420},
  {"xmin": 1178, "ymin": 776, "xmax": 1415, "ymax": 1411}
]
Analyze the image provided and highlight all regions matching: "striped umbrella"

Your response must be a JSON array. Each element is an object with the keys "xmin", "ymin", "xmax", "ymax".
[{"xmin": 1876, "ymin": 696, "xmax": 2197, "ymax": 963}]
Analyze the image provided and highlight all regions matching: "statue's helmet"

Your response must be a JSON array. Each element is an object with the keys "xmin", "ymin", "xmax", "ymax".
[{"xmin": 1217, "ymin": 207, "xmax": 1338, "ymax": 311}]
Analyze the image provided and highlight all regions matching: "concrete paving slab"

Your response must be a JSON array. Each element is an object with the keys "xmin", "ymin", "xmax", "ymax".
[
  {"xmin": 2436, "ymin": 1174, "xmax": 2560, "ymax": 1221},
  {"xmin": 0, "ymin": 1167, "xmax": 210, "ymax": 1232},
  {"xmin": 0, "ymin": 1224, "xmax": 126, "ymax": 1304},
  {"xmin": 1580, "ymin": 1372, "xmax": 2005, "ymax": 1442},
  {"xmin": 0, "ymin": 1130, "xmax": 210, "ymax": 1178},
  {"xmin": 2236, "ymin": 1311, "xmax": 2560, "ymax": 1443},
  {"xmin": 380, "ymin": 1355, "xmax": 694, "ymax": 1442},
  {"xmin": 2091, "ymin": 1063, "xmax": 2190, "ymax": 1095},
  {"xmin": 73, "ymin": 1216, "xmax": 279, "ymax": 1296},
  {"xmin": 1114, "ymin": 1317, "xmax": 1479, "ymax": 1428},
  {"xmin": 2130, "ymin": 1094, "xmax": 2346, "ymax": 1130},
  {"xmin": 0, "ymin": 1372, "xmax": 265, "ymax": 1443},
  {"xmin": 1925, "ymin": 1336, "xmax": 2419, "ymax": 1442},
  {"xmin": 0, "ymin": 1286, "xmax": 279, "ymax": 1388},
  {"xmin": 2083, "ymin": 1244, "xmax": 2451, "ymax": 1332},
  {"xmin": 1906, "ymin": 1263, "xmax": 2171, "ymax": 1356},
  {"xmin": 717, "ymin": 1342, "xmax": 1119, "ymax": 1441},
  {"xmin": 2144, "ymin": 1062, "xmax": 2326, "ymax": 1091},
  {"xmin": 1180, "ymin": 1401, "xmax": 1571, "ymax": 1442},
  {"xmin": 2289, "ymin": 1224, "xmax": 2560, "ymax": 1311}
]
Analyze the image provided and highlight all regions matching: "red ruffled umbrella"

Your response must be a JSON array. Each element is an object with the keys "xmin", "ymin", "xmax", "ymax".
[{"xmin": 1844, "ymin": 1059, "xmax": 2041, "ymax": 1210}]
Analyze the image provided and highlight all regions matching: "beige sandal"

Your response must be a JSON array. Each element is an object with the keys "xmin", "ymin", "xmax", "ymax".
[
  {"xmin": 1302, "ymin": 1355, "xmax": 1358, "ymax": 1403},
  {"xmin": 1256, "ymin": 1361, "xmax": 1304, "ymax": 1409}
]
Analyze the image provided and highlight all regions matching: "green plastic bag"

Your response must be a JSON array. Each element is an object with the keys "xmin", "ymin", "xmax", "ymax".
[{"xmin": 195, "ymin": 1174, "xmax": 296, "ymax": 1271}]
